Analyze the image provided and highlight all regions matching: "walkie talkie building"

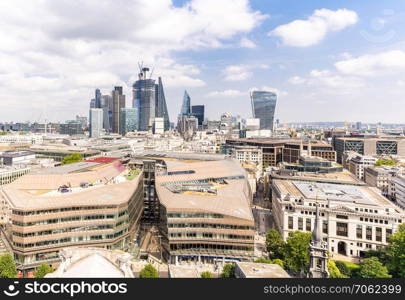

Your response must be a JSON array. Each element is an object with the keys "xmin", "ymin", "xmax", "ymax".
[{"xmin": 250, "ymin": 90, "xmax": 277, "ymax": 131}]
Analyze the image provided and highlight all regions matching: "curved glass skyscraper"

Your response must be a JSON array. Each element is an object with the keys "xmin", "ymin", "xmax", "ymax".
[{"xmin": 250, "ymin": 90, "xmax": 277, "ymax": 130}]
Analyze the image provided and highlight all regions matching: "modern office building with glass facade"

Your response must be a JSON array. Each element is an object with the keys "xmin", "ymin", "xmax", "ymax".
[
  {"xmin": 120, "ymin": 108, "xmax": 138, "ymax": 135},
  {"xmin": 180, "ymin": 90, "xmax": 191, "ymax": 116},
  {"xmin": 1, "ymin": 161, "xmax": 144, "ymax": 272},
  {"xmin": 250, "ymin": 91, "xmax": 277, "ymax": 131},
  {"xmin": 191, "ymin": 105, "xmax": 205, "ymax": 127},
  {"xmin": 156, "ymin": 159, "xmax": 255, "ymax": 264},
  {"xmin": 133, "ymin": 69, "xmax": 170, "ymax": 132}
]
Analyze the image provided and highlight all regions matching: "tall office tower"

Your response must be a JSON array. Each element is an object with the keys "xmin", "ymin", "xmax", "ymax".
[
  {"xmin": 155, "ymin": 77, "xmax": 170, "ymax": 131},
  {"xmin": 101, "ymin": 95, "xmax": 113, "ymax": 132},
  {"xmin": 180, "ymin": 90, "xmax": 191, "ymax": 116},
  {"xmin": 89, "ymin": 98, "xmax": 96, "ymax": 109},
  {"xmin": 133, "ymin": 67, "xmax": 170, "ymax": 132},
  {"xmin": 120, "ymin": 108, "xmax": 138, "ymax": 135},
  {"xmin": 191, "ymin": 105, "xmax": 205, "ymax": 127},
  {"xmin": 95, "ymin": 88, "xmax": 102, "ymax": 108},
  {"xmin": 250, "ymin": 90, "xmax": 277, "ymax": 130},
  {"xmin": 89, "ymin": 108, "xmax": 103, "ymax": 138},
  {"xmin": 112, "ymin": 86, "xmax": 125, "ymax": 134}
]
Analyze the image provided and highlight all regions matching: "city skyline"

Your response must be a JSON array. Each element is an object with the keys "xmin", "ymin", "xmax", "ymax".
[{"xmin": 1, "ymin": 0, "xmax": 405, "ymax": 124}]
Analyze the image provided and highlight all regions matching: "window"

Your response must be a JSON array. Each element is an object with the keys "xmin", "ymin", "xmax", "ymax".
[
  {"xmin": 288, "ymin": 217, "xmax": 294, "ymax": 230},
  {"xmin": 366, "ymin": 226, "xmax": 372, "ymax": 240},
  {"xmin": 376, "ymin": 227, "xmax": 382, "ymax": 242},
  {"xmin": 322, "ymin": 221, "xmax": 328, "ymax": 234},
  {"xmin": 336, "ymin": 215, "xmax": 348, "ymax": 219},
  {"xmin": 386, "ymin": 228, "xmax": 392, "ymax": 242},
  {"xmin": 356, "ymin": 225, "xmax": 362, "ymax": 239},
  {"xmin": 306, "ymin": 219, "xmax": 311, "ymax": 231},
  {"xmin": 298, "ymin": 217, "xmax": 303, "ymax": 230},
  {"xmin": 336, "ymin": 222, "xmax": 348, "ymax": 237}
]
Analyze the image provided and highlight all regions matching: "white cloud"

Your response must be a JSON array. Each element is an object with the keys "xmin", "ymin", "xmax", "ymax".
[
  {"xmin": 335, "ymin": 50, "xmax": 405, "ymax": 76},
  {"xmin": 223, "ymin": 65, "xmax": 252, "ymax": 81},
  {"xmin": 269, "ymin": 8, "xmax": 358, "ymax": 47},
  {"xmin": 0, "ymin": 0, "xmax": 266, "ymax": 121},
  {"xmin": 222, "ymin": 63, "xmax": 269, "ymax": 81},
  {"xmin": 288, "ymin": 76, "xmax": 307, "ymax": 85},
  {"xmin": 206, "ymin": 89, "xmax": 246, "ymax": 97},
  {"xmin": 239, "ymin": 37, "xmax": 256, "ymax": 48},
  {"xmin": 310, "ymin": 69, "xmax": 365, "ymax": 88}
]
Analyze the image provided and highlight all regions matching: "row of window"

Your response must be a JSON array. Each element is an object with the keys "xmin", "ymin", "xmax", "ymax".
[
  {"xmin": 12, "ymin": 205, "xmax": 118, "ymax": 216},
  {"xmin": 169, "ymin": 243, "xmax": 253, "ymax": 252},
  {"xmin": 168, "ymin": 223, "xmax": 253, "ymax": 230},
  {"xmin": 12, "ymin": 220, "xmax": 129, "ymax": 237},
  {"xmin": 13, "ymin": 229, "xmax": 128, "ymax": 248},
  {"xmin": 12, "ymin": 211, "xmax": 128, "ymax": 227},
  {"xmin": 167, "ymin": 212, "xmax": 223, "ymax": 219},
  {"xmin": 169, "ymin": 232, "xmax": 253, "ymax": 240}
]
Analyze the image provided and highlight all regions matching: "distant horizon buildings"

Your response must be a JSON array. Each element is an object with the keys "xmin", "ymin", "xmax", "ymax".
[
  {"xmin": 180, "ymin": 90, "xmax": 191, "ymax": 116},
  {"xmin": 120, "ymin": 108, "xmax": 137, "ymax": 136},
  {"xmin": 250, "ymin": 90, "xmax": 277, "ymax": 131}
]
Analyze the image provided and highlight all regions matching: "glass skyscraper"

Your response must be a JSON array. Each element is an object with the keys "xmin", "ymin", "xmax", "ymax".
[
  {"xmin": 180, "ymin": 90, "xmax": 191, "ymax": 116},
  {"xmin": 133, "ymin": 69, "xmax": 170, "ymax": 132},
  {"xmin": 191, "ymin": 105, "xmax": 204, "ymax": 126},
  {"xmin": 250, "ymin": 90, "xmax": 277, "ymax": 130},
  {"xmin": 120, "ymin": 108, "xmax": 138, "ymax": 135}
]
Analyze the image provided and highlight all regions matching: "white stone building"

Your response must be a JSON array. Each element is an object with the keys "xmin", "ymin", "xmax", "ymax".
[{"xmin": 272, "ymin": 180, "xmax": 404, "ymax": 258}]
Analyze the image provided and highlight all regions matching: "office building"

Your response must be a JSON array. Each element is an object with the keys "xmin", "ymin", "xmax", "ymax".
[
  {"xmin": 391, "ymin": 175, "xmax": 405, "ymax": 209},
  {"xmin": 191, "ymin": 105, "xmax": 204, "ymax": 127},
  {"xmin": 1, "ymin": 160, "xmax": 144, "ymax": 272},
  {"xmin": 133, "ymin": 68, "xmax": 170, "ymax": 132},
  {"xmin": 95, "ymin": 88, "xmax": 102, "ymax": 108},
  {"xmin": 153, "ymin": 117, "xmax": 164, "ymax": 135},
  {"xmin": 59, "ymin": 121, "xmax": 84, "ymax": 136},
  {"xmin": 0, "ymin": 151, "xmax": 35, "ymax": 166},
  {"xmin": 250, "ymin": 91, "xmax": 277, "ymax": 131},
  {"xmin": 180, "ymin": 90, "xmax": 191, "ymax": 116},
  {"xmin": 334, "ymin": 137, "xmax": 405, "ymax": 163},
  {"xmin": 365, "ymin": 166, "xmax": 404, "ymax": 199},
  {"xmin": 112, "ymin": 86, "xmax": 126, "ymax": 134},
  {"xmin": 346, "ymin": 154, "xmax": 377, "ymax": 181},
  {"xmin": 119, "ymin": 108, "xmax": 138, "ymax": 136},
  {"xmin": 155, "ymin": 159, "xmax": 255, "ymax": 264},
  {"xmin": 156, "ymin": 77, "xmax": 170, "ymax": 132},
  {"xmin": 101, "ymin": 95, "xmax": 113, "ymax": 132},
  {"xmin": 272, "ymin": 179, "xmax": 404, "ymax": 258},
  {"xmin": 89, "ymin": 108, "xmax": 103, "ymax": 138}
]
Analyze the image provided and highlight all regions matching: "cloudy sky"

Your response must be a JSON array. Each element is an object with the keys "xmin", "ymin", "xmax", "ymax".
[{"xmin": 1, "ymin": 0, "xmax": 405, "ymax": 123}]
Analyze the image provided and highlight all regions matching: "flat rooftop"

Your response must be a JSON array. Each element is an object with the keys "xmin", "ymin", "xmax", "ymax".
[
  {"xmin": 271, "ymin": 169, "xmax": 362, "ymax": 185},
  {"xmin": 156, "ymin": 159, "xmax": 254, "ymax": 222},
  {"xmin": 273, "ymin": 179, "xmax": 404, "ymax": 213},
  {"xmin": 236, "ymin": 262, "xmax": 290, "ymax": 278}
]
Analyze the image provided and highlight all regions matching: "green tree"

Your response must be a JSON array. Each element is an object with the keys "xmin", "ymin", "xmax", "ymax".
[
  {"xmin": 35, "ymin": 263, "xmax": 53, "ymax": 278},
  {"xmin": 61, "ymin": 153, "xmax": 83, "ymax": 165},
  {"xmin": 0, "ymin": 253, "xmax": 17, "ymax": 278},
  {"xmin": 139, "ymin": 264, "xmax": 158, "ymax": 278},
  {"xmin": 283, "ymin": 231, "xmax": 311, "ymax": 274},
  {"xmin": 386, "ymin": 223, "xmax": 405, "ymax": 277},
  {"xmin": 357, "ymin": 257, "xmax": 391, "ymax": 278},
  {"xmin": 265, "ymin": 229, "xmax": 285, "ymax": 259},
  {"xmin": 254, "ymin": 258, "xmax": 285, "ymax": 269},
  {"xmin": 200, "ymin": 271, "xmax": 213, "ymax": 278},
  {"xmin": 335, "ymin": 261, "xmax": 360, "ymax": 278},
  {"xmin": 254, "ymin": 258, "xmax": 273, "ymax": 264},
  {"xmin": 221, "ymin": 264, "xmax": 235, "ymax": 278},
  {"xmin": 271, "ymin": 259, "xmax": 285, "ymax": 269},
  {"xmin": 328, "ymin": 260, "xmax": 346, "ymax": 278}
]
